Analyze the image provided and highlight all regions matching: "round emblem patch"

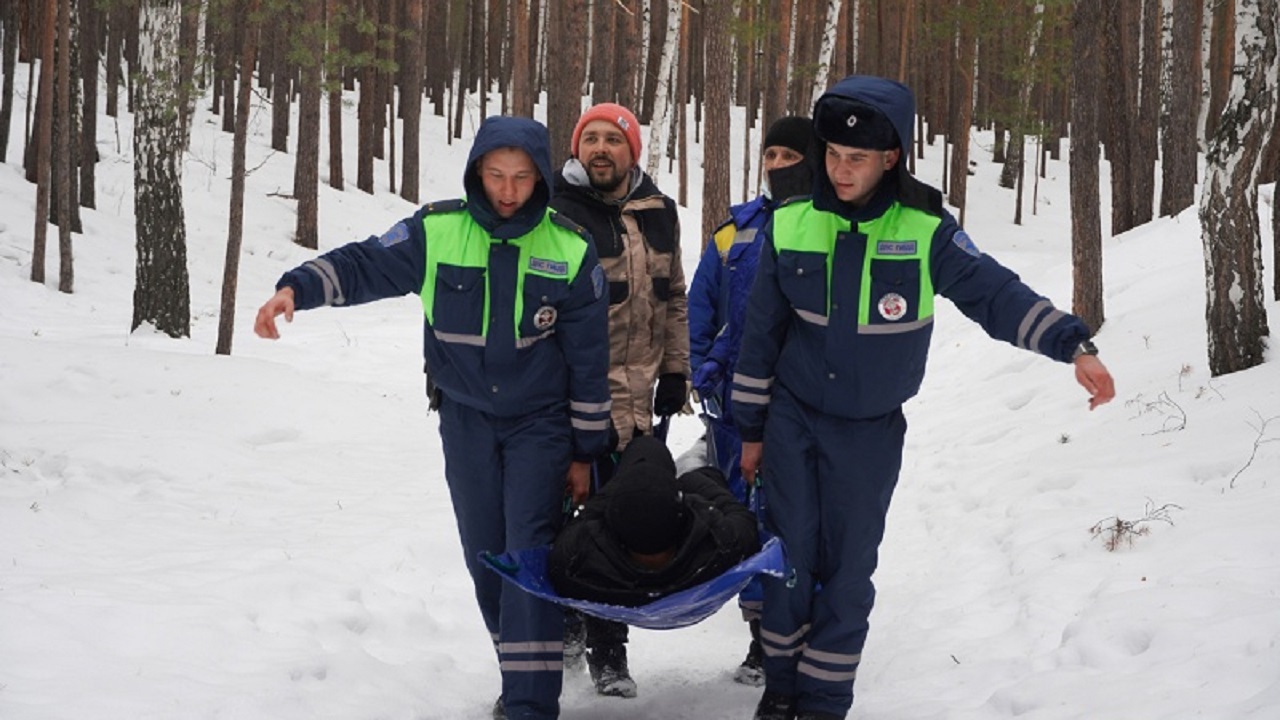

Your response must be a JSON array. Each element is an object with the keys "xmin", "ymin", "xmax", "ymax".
[
  {"xmin": 878, "ymin": 293, "xmax": 908, "ymax": 322},
  {"xmin": 533, "ymin": 305, "xmax": 558, "ymax": 331}
]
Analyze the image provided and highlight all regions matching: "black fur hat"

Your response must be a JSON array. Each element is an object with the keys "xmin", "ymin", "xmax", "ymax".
[{"xmin": 813, "ymin": 95, "xmax": 900, "ymax": 151}]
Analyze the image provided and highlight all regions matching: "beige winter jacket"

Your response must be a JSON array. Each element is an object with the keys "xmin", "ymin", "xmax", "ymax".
[{"xmin": 551, "ymin": 164, "xmax": 689, "ymax": 448}]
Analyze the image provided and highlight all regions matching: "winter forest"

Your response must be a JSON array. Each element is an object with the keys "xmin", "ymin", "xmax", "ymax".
[
  {"xmin": 5, "ymin": 2, "xmax": 1280, "ymax": 719},
  {"xmin": 2, "ymin": 0, "xmax": 1278, "ymax": 377}
]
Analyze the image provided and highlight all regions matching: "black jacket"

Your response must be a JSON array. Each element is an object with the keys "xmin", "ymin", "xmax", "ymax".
[{"xmin": 548, "ymin": 461, "xmax": 760, "ymax": 607}]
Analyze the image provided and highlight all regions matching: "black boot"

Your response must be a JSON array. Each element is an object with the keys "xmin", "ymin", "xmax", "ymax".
[
  {"xmin": 587, "ymin": 642, "xmax": 637, "ymax": 698},
  {"xmin": 735, "ymin": 619, "xmax": 765, "ymax": 686},
  {"xmin": 753, "ymin": 690, "xmax": 796, "ymax": 720},
  {"xmin": 564, "ymin": 611, "xmax": 587, "ymax": 673},
  {"xmin": 585, "ymin": 616, "xmax": 636, "ymax": 698}
]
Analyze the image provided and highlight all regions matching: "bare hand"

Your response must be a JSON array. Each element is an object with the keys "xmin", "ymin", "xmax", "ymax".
[
  {"xmin": 565, "ymin": 460, "xmax": 591, "ymax": 506},
  {"xmin": 254, "ymin": 287, "xmax": 296, "ymax": 340},
  {"xmin": 740, "ymin": 441, "xmax": 763, "ymax": 486},
  {"xmin": 1074, "ymin": 355, "xmax": 1115, "ymax": 410}
]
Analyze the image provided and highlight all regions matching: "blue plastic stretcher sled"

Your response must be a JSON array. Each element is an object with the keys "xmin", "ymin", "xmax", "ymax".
[{"xmin": 481, "ymin": 537, "xmax": 786, "ymax": 630}]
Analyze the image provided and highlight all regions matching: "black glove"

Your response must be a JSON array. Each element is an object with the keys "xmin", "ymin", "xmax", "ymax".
[
  {"xmin": 653, "ymin": 373, "xmax": 688, "ymax": 417},
  {"xmin": 606, "ymin": 421, "xmax": 620, "ymax": 454}
]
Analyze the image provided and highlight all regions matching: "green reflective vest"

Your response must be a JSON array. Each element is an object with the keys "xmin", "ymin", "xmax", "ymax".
[
  {"xmin": 771, "ymin": 199, "xmax": 939, "ymax": 331},
  {"xmin": 419, "ymin": 208, "xmax": 587, "ymax": 340}
]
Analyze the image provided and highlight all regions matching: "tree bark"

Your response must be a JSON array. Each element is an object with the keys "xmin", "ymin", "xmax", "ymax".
[
  {"xmin": 1, "ymin": 0, "xmax": 19, "ymax": 163},
  {"xmin": 811, "ymin": 0, "xmax": 843, "ymax": 107},
  {"xmin": 295, "ymin": 0, "xmax": 324, "ymax": 247},
  {"xmin": 400, "ymin": 0, "xmax": 425, "ymax": 201},
  {"xmin": 1070, "ymin": 0, "xmax": 1105, "ymax": 333},
  {"xmin": 1131, "ymin": 0, "xmax": 1160, "ymax": 226},
  {"xmin": 132, "ymin": 0, "xmax": 192, "ymax": 338},
  {"xmin": 327, "ymin": 0, "xmax": 345, "ymax": 189},
  {"xmin": 547, "ymin": 0, "xmax": 586, "ymax": 161},
  {"xmin": 645, "ymin": 0, "xmax": 681, "ymax": 179},
  {"xmin": 701, "ymin": 0, "xmax": 731, "ymax": 240},
  {"xmin": 510, "ymin": 0, "xmax": 533, "ymax": 117},
  {"xmin": 1103, "ymin": 0, "xmax": 1139, "ymax": 235},
  {"xmin": 55, "ymin": 0, "xmax": 73, "ymax": 292},
  {"xmin": 31, "ymin": 0, "xmax": 55, "ymax": 285},
  {"xmin": 947, "ymin": 0, "xmax": 976, "ymax": 224},
  {"xmin": 270, "ymin": 3, "xmax": 293, "ymax": 154},
  {"xmin": 217, "ymin": 0, "xmax": 263, "ymax": 355},
  {"xmin": 1160, "ymin": 0, "xmax": 1202, "ymax": 216},
  {"xmin": 1201, "ymin": 0, "xmax": 1276, "ymax": 376}
]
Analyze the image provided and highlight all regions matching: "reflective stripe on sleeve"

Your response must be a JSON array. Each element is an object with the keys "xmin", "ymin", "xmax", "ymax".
[{"xmin": 304, "ymin": 258, "xmax": 346, "ymax": 306}]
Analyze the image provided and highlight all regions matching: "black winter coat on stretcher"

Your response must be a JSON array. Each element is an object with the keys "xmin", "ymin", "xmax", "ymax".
[{"xmin": 547, "ymin": 440, "xmax": 761, "ymax": 607}]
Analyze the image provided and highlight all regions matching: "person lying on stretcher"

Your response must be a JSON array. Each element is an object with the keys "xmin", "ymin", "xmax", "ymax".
[{"xmin": 548, "ymin": 436, "xmax": 761, "ymax": 607}]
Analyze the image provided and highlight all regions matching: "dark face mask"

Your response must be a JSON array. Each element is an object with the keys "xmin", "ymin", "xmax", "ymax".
[{"xmin": 767, "ymin": 160, "xmax": 814, "ymax": 203}]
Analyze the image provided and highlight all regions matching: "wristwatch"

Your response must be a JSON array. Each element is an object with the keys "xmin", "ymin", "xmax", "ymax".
[{"xmin": 1072, "ymin": 339, "xmax": 1099, "ymax": 360}]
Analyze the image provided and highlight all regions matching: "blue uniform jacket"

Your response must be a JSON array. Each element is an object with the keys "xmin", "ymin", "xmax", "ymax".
[
  {"xmin": 276, "ymin": 116, "xmax": 612, "ymax": 459},
  {"xmin": 731, "ymin": 76, "xmax": 1091, "ymax": 443},
  {"xmin": 689, "ymin": 195, "xmax": 771, "ymax": 375}
]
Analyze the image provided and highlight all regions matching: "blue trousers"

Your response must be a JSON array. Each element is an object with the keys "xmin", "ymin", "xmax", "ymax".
[
  {"xmin": 439, "ymin": 398, "xmax": 570, "ymax": 720},
  {"xmin": 758, "ymin": 386, "xmax": 906, "ymax": 717},
  {"xmin": 703, "ymin": 412, "xmax": 764, "ymax": 618}
]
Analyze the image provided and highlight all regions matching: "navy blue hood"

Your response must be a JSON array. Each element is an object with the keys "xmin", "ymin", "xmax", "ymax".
[
  {"xmin": 464, "ymin": 116, "xmax": 555, "ymax": 240},
  {"xmin": 810, "ymin": 75, "xmax": 917, "ymax": 219}
]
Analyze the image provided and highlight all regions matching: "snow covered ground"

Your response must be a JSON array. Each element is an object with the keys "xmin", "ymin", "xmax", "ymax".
[{"xmin": 2, "ymin": 67, "xmax": 1279, "ymax": 720}]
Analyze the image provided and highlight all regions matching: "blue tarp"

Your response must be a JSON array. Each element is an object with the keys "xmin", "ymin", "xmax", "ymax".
[{"xmin": 481, "ymin": 537, "xmax": 786, "ymax": 630}]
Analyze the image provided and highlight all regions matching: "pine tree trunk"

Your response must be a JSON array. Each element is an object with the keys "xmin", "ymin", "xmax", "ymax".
[
  {"xmin": 701, "ymin": 0, "xmax": 731, "ymax": 241},
  {"xmin": 0, "ymin": 0, "xmax": 19, "ymax": 163},
  {"xmin": 55, "ymin": 0, "xmax": 73, "ymax": 293},
  {"xmin": 31, "ymin": 0, "xmax": 55, "ymax": 285},
  {"xmin": 400, "ymin": 0, "xmax": 424, "ymax": 201},
  {"xmin": 1103, "ymin": 0, "xmax": 1139, "ymax": 235},
  {"xmin": 1201, "ymin": 0, "xmax": 1276, "ymax": 377},
  {"xmin": 356, "ymin": 0, "xmax": 378, "ymax": 193},
  {"xmin": 1161, "ymin": 0, "xmax": 1202, "ymax": 216},
  {"xmin": 105, "ymin": 0, "xmax": 125, "ymax": 118},
  {"xmin": 947, "ymin": 0, "xmax": 976, "ymax": 224},
  {"xmin": 509, "ymin": 0, "xmax": 533, "ymax": 118},
  {"xmin": 79, "ymin": 0, "xmax": 102, "ymax": 209},
  {"xmin": 133, "ymin": 0, "xmax": 192, "ymax": 338},
  {"xmin": 764, "ymin": 0, "xmax": 793, "ymax": 128},
  {"xmin": 547, "ymin": 0, "xmax": 586, "ymax": 161},
  {"xmin": 1070, "ymin": 0, "xmax": 1105, "ymax": 333},
  {"xmin": 270, "ymin": 4, "xmax": 293, "ymax": 154},
  {"xmin": 327, "ymin": 0, "xmax": 344, "ymax": 189},
  {"xmin": 217, "ymin": 0, "xmax": 262, "ymax": 355},
  {"xmin": 1130, "ymin": 0, "xmax": 1161, "ymax": 227},
  {"xmin": 295, "ymin": 0, "xmax": 324, "ymax": 247}
]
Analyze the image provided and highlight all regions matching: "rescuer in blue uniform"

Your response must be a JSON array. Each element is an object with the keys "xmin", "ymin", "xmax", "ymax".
[
  {"xmin": 254, "ymin": 116, "xmax": 611, "ymax": 720},
  {"xmin": 687, "ymin": 115, "xmax": 814, "ymax": 686},
  {"xmin": 731, "ymin": 76, "xmax": 1116, "ymax": 720}
]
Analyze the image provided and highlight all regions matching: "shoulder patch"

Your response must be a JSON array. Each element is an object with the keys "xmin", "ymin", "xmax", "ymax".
[
  {"xmin": 422, "ymin": 198, "xmax": 467, "ymax": 215},
  {"xmin": 591, "ymin": 264, "xmax": 606, "ymax": 300},
  {"xmin": 377, "ymin": 221, "xmax": 411, "ymax": 248},
  {"xmin": 549, "ymin": 210, "xmax": 589, "ymax": 239},
  {"xmin": 952, "ymin": 230, "xmax": 981, "ymax": 257},
  {"xmin": 712, "ymin": 222, "xmax": 737, "ymax": 257}
]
